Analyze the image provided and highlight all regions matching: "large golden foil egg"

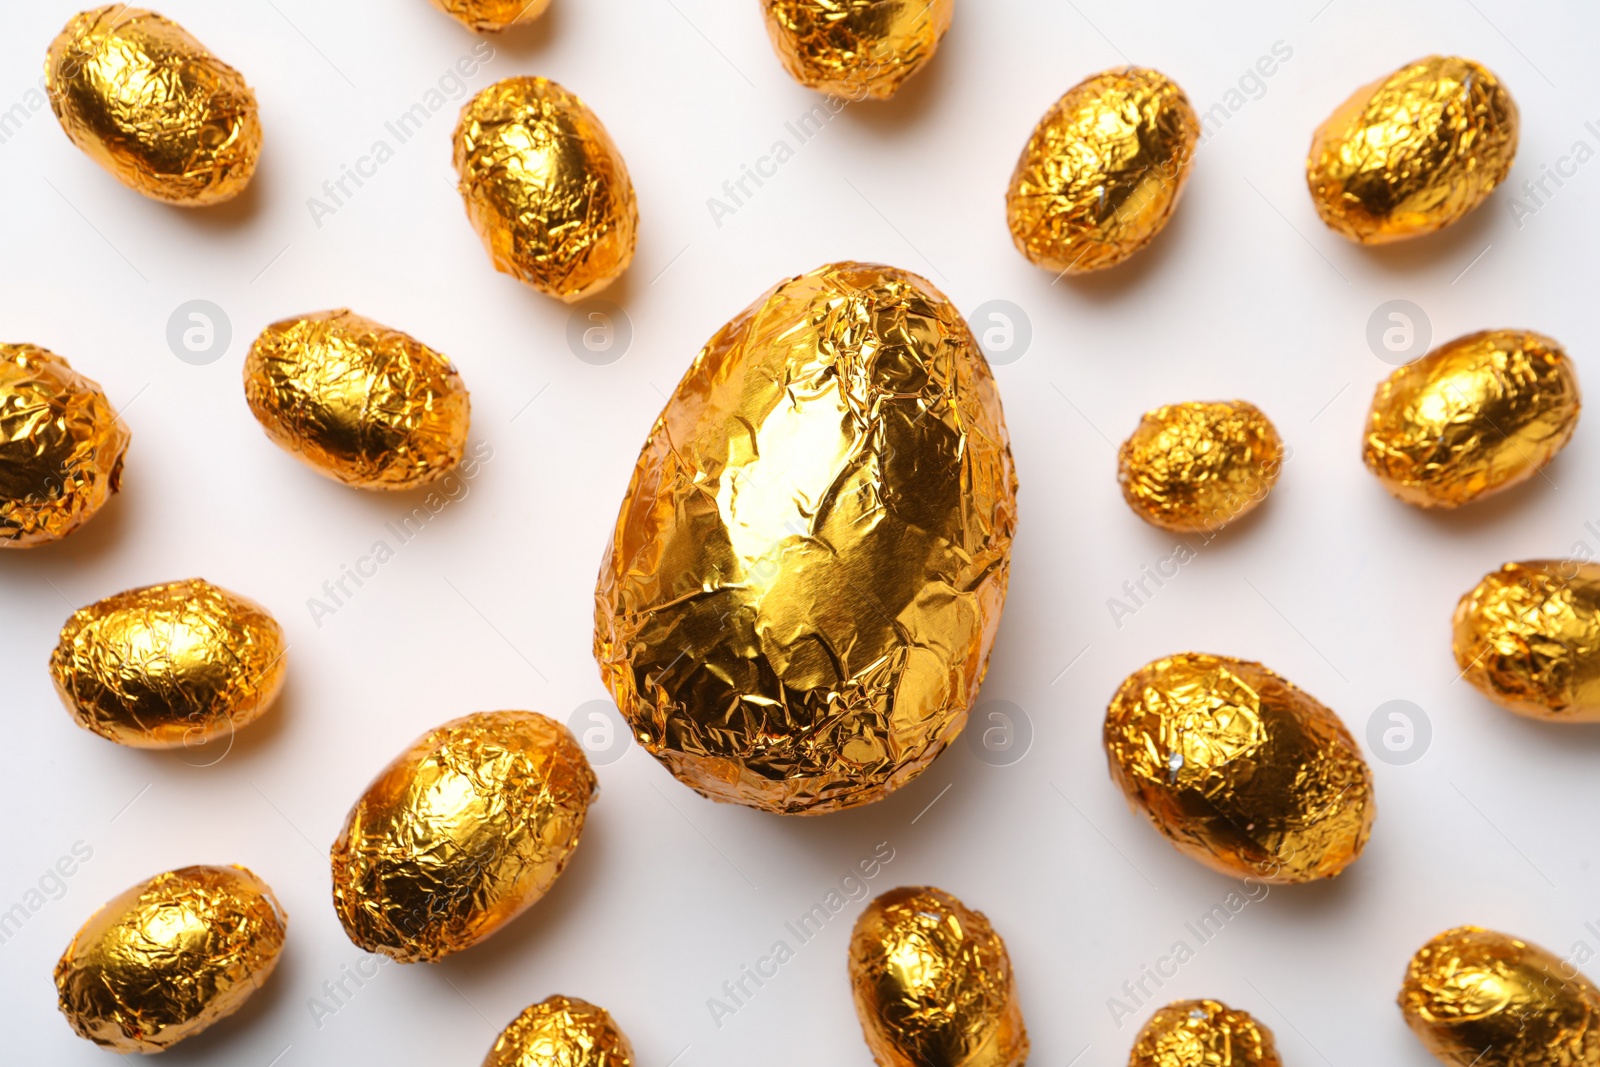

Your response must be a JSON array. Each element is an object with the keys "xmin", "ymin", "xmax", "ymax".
[
  {"xmin": 1007, "ymin": 67, "xmax": 1199, "ymax": 275},
  {"xmin": 760, "ymin": 0, "xmax": 954, "ymax": 100},
  {"xmin": 55, "ymin": 865, "xmax": 287, "ymax": 1053},
  {"xmin": 1363, "ymin": 329, "xmax": 1579, "ymax": 509},
  {"xmin": 594, "ymin": 262, "xmax": 1018, "ymax": 815},
  {"xmin": 1128, "ymin": 1000, "xmax": 1282, "ymax": 1067},
  {"xmin": 430, "ymin": 0, "xmax": 551, "ymax": 32},
  {"xmin": 1400, "ymin": 926, "xmax": 1600, "ymax": 1066},
  {"xmin": 0, "ymin": 344, "xmax": 129, "ymax": 548},
  {"xmin": 1308, "ymin": 56, "xmax": 1517, "ymax": 243},
  {"xmin": 848, "ymin": 886, "xmax": 1028, "ymax": 1067},
  {"xmin": 483, "ymin": 995, "xmax": 635, "ymax": 1067},
  {"xmin": 1104, "ymin": 653, "xmax": 1376, "ymax": 883},
  {"xmin": 330, "ymin": 711, "xmax": 597, "ymax": 962},
  {"xmin": 453, "ymin": 78, "xmax": 638, "ymax": 301},
  {"xmin": 45, "ymin": 6, "xmax": 262, "ymax": 206},
  {"xmin": 1117, "ymin": 400, "xmax": 1283, "ymax": 534}
]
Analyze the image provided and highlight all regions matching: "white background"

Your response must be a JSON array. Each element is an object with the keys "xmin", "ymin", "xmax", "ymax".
[{"xmin": 2, "ymin": 0, "xmax": 1598, "ymax": 1063}]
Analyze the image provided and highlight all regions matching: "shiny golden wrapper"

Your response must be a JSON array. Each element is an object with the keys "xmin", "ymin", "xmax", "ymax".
[
  {"xmin": 1308, "ymin": 56, "xmax": 1517, "ymax": 244},
  {"xmin": 0, "ymin": 344, "xmax": 128, "ymax": 548},
  {"xmin": 1128, "ymin": 1000, "xmax": 1282, "ymax": 1067},
  {"xmin": 51, "ymin": 578, "xmax": 286, "ymax": 749},
  {"xmin": 848, "ymin": 886, "xmax": 1028, "ymax": 1067},
  {"xmin": 761, "ymin": 0, "xmax": 954, "ymax": 101},
  {"xmin": 1007, "ymin": 67, "xmax": 1200, "ymax": 275},
  {"xmin": 243, "ymin": 310, "xmax": 472, "ymax": 491},
  {"xmin": 1118, "ymin": 401, "xmax": 1283, "ymax": 534},
  {"xmin": 1400, "ymin": 926, "xmax": 1600, "ymax": 1066},
  {"xmin": 483, "ymin": 995, "xmax": 635, "ymax": 1067},
  {"xmin": 330, "ymin": 711, "xmax": 597, "ymax": 962},
  {"xmin": 46, "ymin": 6, "xmax": 262, "ymax": 206},
  {"xmin": 453, "ymin": 78, "xmax": 638, "ymax": 302},
  {"xmin": 594, "ymin": 262, "xmax": 1018, "ymax": 815},
  {"xmin": 1363, "ymin": 329, "xmax": 1580, "ymax": 509},
  {"xmin": 1104, "ymin": 653, "xmax": 1376, "ymax": 884},
  {"xmin": 430, "ymin": 0, "xmax": 552, "ymax": 32},
  {"xmin": 55, "ymin": 865, "xmax": 286, "ymax": 1053}
]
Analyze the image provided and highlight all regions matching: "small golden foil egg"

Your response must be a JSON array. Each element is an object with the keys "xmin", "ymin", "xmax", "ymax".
[
  {"xmin": 430, "ymin": 0, "xmax": 551, "ymax": 32},
  {"xmin": 1400, "ymin": 926, "xmax": 1600, "ymax": 1066},
  {"xmin": 330, "ymin": 711, "xmax": 596, "ymax": 962},
  {"xmin": 46, "ymin": 6, "xmax": 262, "ymax": 206},
  {"xmin": 1007, "ymin": 67, "xmax": 1200, "ymax": 275},
  {"xmin": 594, "ymin": 262, "xmax": 1018, "ymax": 815},
  {"xmin": 1104, "ymin": 653, "xmax": 1376, "ymax": 883},
  {"xmin": 55, "ymin": 865, "xmax": 287, "ymax": 1053},
  {"xmin": 0, "ymin": 344, "xmax": 129, "ymax": 548},
  {"xmin": 760, "ymin": 0, "xmax": 954, "ymax": 100},
  {"xmin": 1128, "ymin": 1000, "xmax": 1282, "ymax": 1067},
  {"xmin": 1308, "ymin": 56, "xmax": 1517, "ymax": 244},
  {"xmin": 1363, "ymin": 329, "xmax": 1580, "ymax": 509},
  {"xmin": 1118, "ymin": 401, "xmax": 1283, "ymax": 533},
  {"xmin": 483, "ymin": 995, "xmax": 635, "ymax": 1067},
  {"xmin": 51, "ymin": 578, "xmax": 286, "ymax": 749},
  {"xmin": 849, "ymin": 886, "xmax": 1028, "ymax": 1067},
  {"xmin": 243, "ymin": 310, "xmax": 472, "ymax": 491},
  {"xmin": 453, "ymin": 78, "xmax": 638, "ymax": 301}
]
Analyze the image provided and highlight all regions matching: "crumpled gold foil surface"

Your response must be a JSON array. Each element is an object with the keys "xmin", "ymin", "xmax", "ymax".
[
  {"xmin": 1118, "ymin": 400, "xmax": 1283, "ymax": 534},
  {"xmin": 1307, "ymin": 56, "xmax": 1518, "ymax": 243},
  {"xmin": 848, "ymin": 886, "xmax": 1028, "ymax": 1067},
  {"xmin": 1363, "ymin": 329, "xmax": 1580, "ymax": 509},
  {"xmin": 430, "ymin": 0, "xmax": 552, "ymax": 32},
  {"xmin": 330, "ymin": 711, "xmax": 597, "ymax": 962},
  {"xmin": 243, "ymin": 310, "xmax": 472, "ymax": 491},
  {"xmin": 1007, "ymin": 67, "xmax": 1199, "ymax": 275},
  {"xmin": 1129, "ymin": 999, "xmax": 1282, "ymax": 1067},
  {"xmin": 1400, "ymin": 926, "xmax": 1600, "ymax": 1066},
  {"xmin": 453, "ymin": 78, "xmax": 637, "ymax": 302},
  {"xmin": 483, "ymin": 995, "xmax": 635, "ymax": 1067},
  {"xmin": 46, "ymin": 5, "xmax": 262, "ymax": 206},
  {"xmin": 55, "ymin": 865, "xmax": 287, "ymax": 1053},
  {"xmin": 0, "ymin": 343, "xmax": 128, "ymax": 548},
  {"xmin": 594, "ymin": 262, "xmax": 1018, "ymax": 815},
  {"xmin": 1104, "ymin": 653, "xmax": 1376, "ymax": 884},
  {"xmin": 761, "ymin": 0, "xmax": 954, "ymax": 101}
]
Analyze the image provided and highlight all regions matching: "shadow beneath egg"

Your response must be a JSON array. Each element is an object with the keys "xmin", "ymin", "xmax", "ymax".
[
  {"xmin": 1354, "ymin": 199, "xmax": 1501, "ymax": 280},
  {"xmin": 1472, "ymin": 698, "xmax": 1600, "ymax": 755},
  {"xmin": 475, "ymin": 2, "xmax": 564, "ymax": 60},
  {"xmin": 838, "ymin": 43, "xmax": 955, "ymax": 132},
  {"xmin": 1385, "ymin": 453, "xmax": 1570, "ymax": 540},
  {"xmin": 165, "ymin": 153, "xmax": 270, "ymax": 234},
  {"xmin": 0, "ymin": 488, "xmax": 133, "ymax": 581},
  {"xmin": 152, "ymin": 936, "xmax": 301, "ymax": 1065},
  {"xmin": 1051, "ymin": 198, "xmax": 1196, "ymax": 302}
]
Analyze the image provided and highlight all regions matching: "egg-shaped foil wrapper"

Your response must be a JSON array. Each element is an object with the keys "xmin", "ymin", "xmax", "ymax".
[
  {"xmin": 1118, "ymin": 400, "xmax": 1283, "ymax": 534},
  {"xmin": 330, "ymin": 711, "xmax": 596, "ymax": 962},
  {"xmin": 51, "ymin": 578, "xmax": 286, "ymax": 749},
  {"xmin": 483, "ymin": 995, "xmax": 635, "ymax": 1067},
  {"xmin": 1308, "ymin": 56, "xmax": 1517, "ymax": 244},
  {"xmin": 761, "ymin": 0, "xmax": 953, "ymax": 101},
  {"xmin": 1104, "ymin": 653, "xmax": 1376, "ymax": 884},
  {"xmin": 1129, "ymin": 999, "xmax": 1282, "ymax": 1067},
  {"xmin": 453, "ymin": 77, "xmax": 637, "ymax": 301},
  {"xmin": 594, "ymin": 262, "xmax": 1018, "ymax": 815},
  {"xmin": 0, "ymin": 344, "xmax": 129, "ymax": 548},
  {"xmin": 46, "ymin": 6, "xmax": 262, "ymax": 206},
  {"xmin": 1007, "ymin": 67, "xmax": 1199, "ymax": 275},
  {"xmin": 848, "ymin": 886, "xmax": 1028, "ymax": 1067},
  {"xmin": 1400, "ymin": 926, "xmax": 1600, "ymax": 1066},
  {"xmin": 430, "ymin": 0, "xmax": 551, "ymax": 32},
  {"xmin": 1363, "ymin": 329, "xmax": 1579, "ymax": 509},
  {"xmin": 55, "ymin": 865, "xmax": 286, "ymax": 1053}
]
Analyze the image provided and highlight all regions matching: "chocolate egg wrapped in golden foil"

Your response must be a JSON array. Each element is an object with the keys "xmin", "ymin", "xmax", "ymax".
[
  {"xmin": 1104, "ymin": 653, "xmax": 1376, "ymax": 884},
  {"xmin": 430, "ymin": 0, "xmax": 550, "ymax": 32},
  {"xmin": 1399, "ymin": 926, "xmax": 1600, "ymax": 1065},
  {"xmin": 51, "ymin": 578, "xmax": 286, "ymax": 749},
  {"xmin": 0, "ymin": 344, "xmax": 128, "ymax": 548},
  {"xmin": 594, "ymin": 262, "xmax": 1018, "ymax": 815},
  {"xmin": 243, "ymin": 310, "xmax": 471, "ymax": 491},
  {"xmin": 760, "ymin": 0, "xmax": 953, "ymax": 101},
  {"xmin": 1363, "ymin": 330, "xmax": 1580, "ymax": 509},
  {"xmin": 1308, "ymin": 57, "xmax": 1517, "ymax": 243},
  {"xmin": 1118, "ymin": 401, "xmax": 1283, "ymax": 534},
  {"xmin": 453, "ymin": 78, "xmax": 637, "ymax": 301},
  {"xmin": 330, "ymin": 711, "xmax": 596, "ymax": 962},
  {"xmin": 46, "ymin": 6, "xmax": 262, "ymax": 206},
  {"xmin": 1129, "ymin": 999, "xmax": 1282, "ymax": 1067},
  {"xmin": 483, "ymin": 995, "xmax": 635, "ymax": 1067},
  {"xmin": 848, "ymin": 886, "xmax": 1028, "ymax": 1067},
  {"xmin": 1006, "ymin": 67, "xmax": 1200, "ymax": 275},
  {"xmin": 55, "ymin": 865, "xmax": 286, "ymax": 1053}
]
